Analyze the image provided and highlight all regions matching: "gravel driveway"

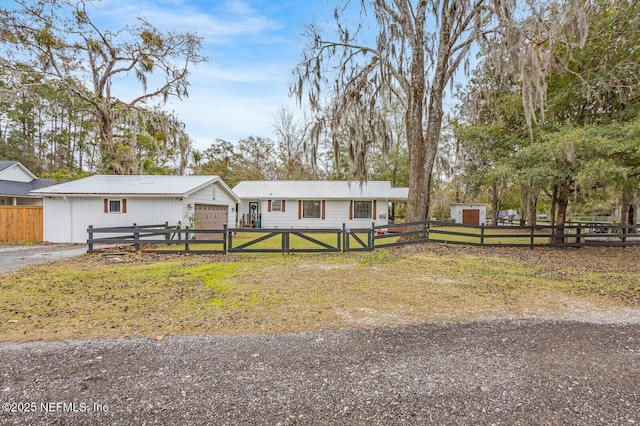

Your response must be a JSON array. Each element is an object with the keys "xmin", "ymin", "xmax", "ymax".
[
  {"xmin": 1, "ymin": 320, "xmax": 638, "ymax": 425},
  {"xmin": 0, "ymin": 244, "xmax": 87, "ymax": 274}
]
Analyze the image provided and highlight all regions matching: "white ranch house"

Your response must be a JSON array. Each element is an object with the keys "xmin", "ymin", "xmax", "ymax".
[
  {"xmin": 232, "ymin": 180, "xmax": 408, "ymax": 229},
  {"xmin": 31, "ymin": 175, "xmax": 238, "ymax": 243}
]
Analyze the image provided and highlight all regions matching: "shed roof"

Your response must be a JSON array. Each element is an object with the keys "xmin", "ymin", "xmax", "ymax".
[
  {"xmin": 233, "ymin": 180, "xmax": 408, "ymax": 200},
  {"xmin": 0, "ymin": 178, "xmax": 56, "ymax": 197},
  {"xmin": 31, "ymin": 175, "xmax": 239, "ymax": 201}
]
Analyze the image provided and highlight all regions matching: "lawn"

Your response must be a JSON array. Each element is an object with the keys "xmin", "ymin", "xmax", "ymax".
[{"xmin": 1, "ymin": 244, "xmax": 639, "ymax": 342}]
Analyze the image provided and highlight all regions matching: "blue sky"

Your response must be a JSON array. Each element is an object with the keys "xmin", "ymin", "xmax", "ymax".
[{"xmin": 88, "ymin": 0, "xmax": 337, "ymax": 152}]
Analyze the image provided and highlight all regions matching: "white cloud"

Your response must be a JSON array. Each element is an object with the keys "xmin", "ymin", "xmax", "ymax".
[
  {"xmin": 92, "ymin": 0, "xmax": 281, "ymax": 42},
  {"xmin": 84, "ymin": 0, "xmax": 307, "ymax": 152}
]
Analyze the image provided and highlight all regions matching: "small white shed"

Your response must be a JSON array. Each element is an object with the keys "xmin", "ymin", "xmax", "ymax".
[
  {"xmin": 232, "ymin": 180, "xmax": 409, "ymax": 229},
  {"xmin": 450, "ymin": 203, "xmax": 487, "ymax": 226},
  {"xmin": 30, "ymin": 175, "xmax": 238, "ymax": 243}
]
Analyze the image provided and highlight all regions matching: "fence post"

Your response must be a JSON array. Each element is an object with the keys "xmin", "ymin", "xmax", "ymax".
[
  {"xmin": 281, "ymin": 231, "xmax": 287, "ymax": 254},
  {"xmin": 576, "ymin": 225, "xmax": 582, "ymax": 247},
  {"xmin": 480, "ymin": 223, "xmax": 485, "ymax": 246},
  {"xmin": 88, "ymin": 225, "xmax": 94, "ymax": 253},
  {"xmin": 164, "ymin": 222, "xmax": 169, "ymax": 241},
  {"xmin": 342, "ymin": 223, "xmax": 347, "ymax": 252},
  {"xmin": 223, "ymin": 224, "xmax": 227, "ymax": 254},
  {"xmin": 133, "ymin": 223, "xmax": 140, "ymax": 252},
  {"xmin": 530, "ymin": 225, "xmax": 535, "ymax": 249},
  {"xmin": 370, "ymin": 222, "xmax": 375, "ymax": 250},
  {"xmin": 228, "ymin": 227, "xmax": 233, "ymax": 252},
  {"xmin": 185, "ymin": 226, "xmax": 190, "ymax": 252}
]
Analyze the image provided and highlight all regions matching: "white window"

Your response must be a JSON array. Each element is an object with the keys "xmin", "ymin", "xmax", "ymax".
[
  {"xmin": 272, "ymin": 200, "xmax": 282, "ymax": 211},
  {"xmin": 105, "ymin": 198, "xmax": 126, "ymax": 214},
  {"xmin": 0, "ymin": 199, "xmax": 4, "ymax": 206},
  {"xmin": 353, "ymin": 201, "xmax": 372, "ymax": 219},
  {"xmin": 109, "ymin": 199, "xmax": 122, "ymax": 213}
]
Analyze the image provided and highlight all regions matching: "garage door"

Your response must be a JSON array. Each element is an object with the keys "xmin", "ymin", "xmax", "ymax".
[
  {"xmin": 462, "ymin": 209, "xmax": 480, "ymax": 226},
  {"xmin": 194, "ymin": 204, "xmax": 228, "ymax": 239}
]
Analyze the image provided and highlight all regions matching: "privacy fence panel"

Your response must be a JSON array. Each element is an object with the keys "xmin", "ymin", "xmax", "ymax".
[{"xmin": 0, "ymin": 206, "xmax": 43, "ymax": 242}]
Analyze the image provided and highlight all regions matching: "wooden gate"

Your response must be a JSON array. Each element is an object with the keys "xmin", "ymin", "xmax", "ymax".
[{"xmin": 0, "ymin": 206, "xmax": 43, "ymax": 242}]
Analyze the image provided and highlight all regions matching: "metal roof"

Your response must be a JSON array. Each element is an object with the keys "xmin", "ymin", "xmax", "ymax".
[
  {"xmin": 232, "ymin": 180, "xmax": 408, "ymax": 200},
  {"xmin": 31, "ymin": 175, "xmax": 238, "ymax": 200},
  {"xmin": 0, "ymin": 178, "xmax": 56, "ymax": 197},
  {"xmin": 389, "ymin": 187, "xmax": 409, "ymax": 201}
]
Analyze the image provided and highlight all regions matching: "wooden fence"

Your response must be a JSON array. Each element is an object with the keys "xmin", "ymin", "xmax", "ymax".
[
  {"xmin": 86, "ymin": 220, "xmax": 640, "ymax": 254},
  {"xmin": 0, "ymin": 206, "xmax": 43, "ymax": 242}
]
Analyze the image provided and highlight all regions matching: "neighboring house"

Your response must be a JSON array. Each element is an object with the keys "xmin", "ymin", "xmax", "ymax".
[
  {"xmin": 232, "ymin": 180, "xmax": 409, "ymax": 229},
  {"xmin": 0, "ymin": 161, "xmax": 55, "ymax": 206},
  {"xmin": 31, "ymin": 175, "xmax": 239, "ymax": 243},
  {"xmin": 450, "ymin": 203, "xmax": 487, "ymax": 226}
]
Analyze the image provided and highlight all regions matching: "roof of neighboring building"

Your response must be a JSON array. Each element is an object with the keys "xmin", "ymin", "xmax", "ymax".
[
  {"xmin": 233, "ymin": 180, "xmax": 409, "ymax": 200},
  {"xmin": 0, "ymin": 161, "xmax": 37, "ymax": 180},
  {"xmin": 30, "ymin": 175, "xmax": 239, "ymax": 201},
  {"xmin": 0, "ymin": 161, "xmax": 19, "ymax": 172},
  {"xmin": 0, "ymin": 178, "xmax": 56, "ymax": 197}
]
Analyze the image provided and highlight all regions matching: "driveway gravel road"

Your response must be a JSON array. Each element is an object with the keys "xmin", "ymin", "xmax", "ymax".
[
  {"xmin": 0, "ymin": 320, "xmax": 638, "ymax": 425},
  {"xmin": 0, "ymin": 244, "xmax": 87, "ymax": 274}
]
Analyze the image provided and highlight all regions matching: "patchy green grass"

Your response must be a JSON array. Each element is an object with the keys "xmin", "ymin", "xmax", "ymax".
[{"xmin": 0, "ymin": 245, "xmax": 638, "ymax": 342}]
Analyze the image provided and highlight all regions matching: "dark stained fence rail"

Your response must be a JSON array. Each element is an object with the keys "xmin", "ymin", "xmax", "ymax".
[
  {"xmin": 87, "ymin": 222, "xmax": 640, "ymax": 254},
  {"xmin": 87, "ymin": 223, "xmax": 227, "ymax": 254}
]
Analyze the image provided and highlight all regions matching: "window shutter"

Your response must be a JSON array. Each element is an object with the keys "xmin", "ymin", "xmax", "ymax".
[
  {"xmin": 298, "ymin": 200, "xmax": 302, "ymax": 219},
  {"xmin": 268, "ymin": 200, "xmax": 272, "ymax": 212},
  {"xmin": 282, "ymin": 200, "xmax": 286, "ymax": 212},
  {"xmin": 349, "ymin": 200, "xmax": 353, "ymax": 220},
  {"xmin": 321, "ymin": 200, "xmax": 326, "ymax": 220},
  {"xmin": 122, "ymin": 199, "xmax": 127, "ymax": 213},
  {"xmin": 372, "ymin": 200, "xmax": 377, "ymax": 220},
  {"xmin": 104, "ymin": 199, "xmax": 108, "ymax": 213}
]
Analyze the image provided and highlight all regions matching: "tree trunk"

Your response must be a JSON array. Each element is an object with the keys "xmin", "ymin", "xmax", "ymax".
[
  {"xmin": 404, "ymin": 20, "xmax": 428, "ymax": 224},
  {"xmin": 520, "ymin": 180, "xmax": 538, "ymax": 226},
  {"xmin": 405, "ymin": 43, "xmax": 448, "ymax": 223},
  {"xmin": 491, "ymin": 180, "xmax": 499, "ymax": 226},
  {"xmin": 551, "ymin": 180, "xmax": 571, "ymax": 244},
  {"xmin": 620, "ymin": 190, "xmax": 638, "ymax": 234},
  {"xmin": 548, "ymin": 185, "xmax": 558, "ymax": 228}
]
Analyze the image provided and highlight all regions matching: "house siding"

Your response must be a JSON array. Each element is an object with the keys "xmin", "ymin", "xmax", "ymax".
[
  {"xmin": 238, "ymin": 199, "xmax": 389, "ymax": 229},
  {"xmin": 43, "ymin": 197, "xmax": 182, "ymax": 243},
  {"xmin": 42, "ymin": 181, "xmax": 237, "ymax": 243},
  {"xmin": 0, "ymin": 166, "xmax": 32, "ymax": 183},
  {"xmin": 181, "ymin": 183, "xmax": 237, "ymax": 228}
]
